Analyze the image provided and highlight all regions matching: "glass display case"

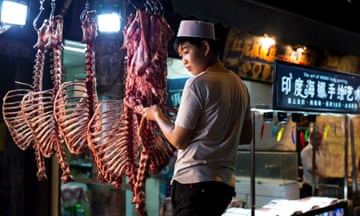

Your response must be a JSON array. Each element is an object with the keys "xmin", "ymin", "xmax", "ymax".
[
  {"xmin": 235, "ymin": 151, "xmax": 299, "ymax": 208},
  {"xmin": 236, "ymin": 151, "xmax": 298, "ymax": 180}
]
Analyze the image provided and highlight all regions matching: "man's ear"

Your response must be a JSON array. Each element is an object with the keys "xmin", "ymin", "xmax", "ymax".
[{"xmin": 202, "ymin": 40, "xmax": 210, "ymax": 56}]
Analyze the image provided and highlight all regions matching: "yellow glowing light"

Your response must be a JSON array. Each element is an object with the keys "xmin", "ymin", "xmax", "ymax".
[
  {"xmin": 276, "ymin": 127, "xmax": 285, "ymax": 142},
  {"xmin": 296, "ymin": 47, "xmax": 306, "ymax": 53},
  {"xmin": 323, "ymin": 125, "xmax": 330, "ymax": 139},
  {"xmin": 260, "ymin": 36, "xmax": 275, "ymax": 49}
]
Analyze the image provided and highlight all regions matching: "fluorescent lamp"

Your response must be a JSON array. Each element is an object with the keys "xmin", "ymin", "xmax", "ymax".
[
  {"xmin": 64, "ymin": 45, "xmax": 85, "ymax": 53},
  {"xmin": 97, "ymin": 13, "xmax": 121, "ymax": 33},
  {"xmin": 1, "ymin": 1, "xmax": 28, "ymax": 26},
  {"xmin": 64, "ymin": 40, "xmax": 86, "ymax": 53}
]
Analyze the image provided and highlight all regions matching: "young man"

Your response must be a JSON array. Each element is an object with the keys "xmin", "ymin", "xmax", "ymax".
[{"xmin": 142, "ymin": 20, "xmax": 252, "ymax": 215}]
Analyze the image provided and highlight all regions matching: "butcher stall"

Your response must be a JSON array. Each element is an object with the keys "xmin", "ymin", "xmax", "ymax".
[{"xmin": 224, "ymin": 60, "xmax": 360, "ymax": 215}]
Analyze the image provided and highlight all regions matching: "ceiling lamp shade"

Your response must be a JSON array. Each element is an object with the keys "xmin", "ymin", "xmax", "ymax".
[{"xmin": 0, "ymin": 0, "xmax": 28, "ymax": 26}]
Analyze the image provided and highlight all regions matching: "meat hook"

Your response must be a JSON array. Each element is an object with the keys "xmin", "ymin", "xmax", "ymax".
[
  {"xmin": 49, "ymin": 0, "xmax": 56, "ymax": 19},
  {"xmin": 80, "ymin": 0, "xmax": 90, "ymax": 22},
  {"xmin": 144, "ymin": 0, "xmax": 163, "ymax": 16},
  {"xmin": 33, "ymin": 0, "xmax": 46, "ymax": 31}
]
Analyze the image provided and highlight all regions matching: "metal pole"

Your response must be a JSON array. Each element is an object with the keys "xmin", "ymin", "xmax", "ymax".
[
  {"xmin": 344, "ymin": 116, "xmax": 349, "ymax": 199},
  {"xmin": 250, "ymin": 111, "xmax": 256, "ymax": 216},
  {"xmin": 311, "ymin": 124, "xmax": 317, "ymax": 196},
  {"xmin": 350, "ymin": 116, "xmax": 357, "ymax": 193}
]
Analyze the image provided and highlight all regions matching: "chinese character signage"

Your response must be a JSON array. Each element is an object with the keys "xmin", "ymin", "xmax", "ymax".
[
  {"xmin": 273, "ymin": 60, "xmax": 360, "ymax": 114},
  {"xmin": 223, "ymin": 29, "xmax": 276, "ymax": 83},
  {"xmin": 276, "ymin": 45, "xmax": 318, "ymax": 66}
]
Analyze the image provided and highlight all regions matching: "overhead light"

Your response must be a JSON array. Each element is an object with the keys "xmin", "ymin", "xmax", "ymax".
[
  {"xmin": 97, "ymin": 12, "xmax": 121, "ymax": 33},
  {"xmin": 95, "ymin": 1, "xmax": 122, "ymax": 33},
  {"xmin": 1, "ymin": 0, "xmax": 28, "ymax": 26}
]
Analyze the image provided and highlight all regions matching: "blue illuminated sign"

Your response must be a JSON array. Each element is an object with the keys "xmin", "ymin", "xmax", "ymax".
[{"xmin": 273, "ymin": 60, "xmax": 360, "ymax": 114}]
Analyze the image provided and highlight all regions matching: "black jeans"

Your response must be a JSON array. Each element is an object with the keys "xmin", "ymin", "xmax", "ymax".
[{"xmin": 171, "ymin": 181, "xmax": 235, "ymax": 216}]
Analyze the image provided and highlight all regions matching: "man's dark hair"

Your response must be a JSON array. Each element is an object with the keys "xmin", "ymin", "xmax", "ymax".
[{"xmin": 174, "ymin": 37, "xmax": 220, "ymax": 55}]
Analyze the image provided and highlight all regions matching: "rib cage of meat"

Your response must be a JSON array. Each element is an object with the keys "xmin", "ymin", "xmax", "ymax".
[
  {"xmin": 54, "ymin": 10, "xmax": 98, "ymax": 155},
  {"xmin": 2, "ymin": 18, "xmax": 51, "ymax": 181},
  {"xmin": 2, "ymin": 15, "xmax": 73, "ymax": 183},
  {"xmin": 22, "ymin": 15, "xmax": 73, "ymax": 183},
  {"xmin": 86, "ymin": 9, "xmax": 176, "ymax": 216},
  {"xmin": 54, "ymin": 81, "xmax": 89, "ymax": 154},
  {"xmin": 87, "ymin": 100, "xmax": 139, "ymax": 187},
  {"xmin": 3, "ymin": 5, "xmax": 178, "ymax": 215}
]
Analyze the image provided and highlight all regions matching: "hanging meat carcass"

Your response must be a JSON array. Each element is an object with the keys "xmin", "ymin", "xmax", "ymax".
[
  {"xmin": 20, "ymin": 15, "xmax": 73, "ymax": 183},
  {"xmin": 3, "ymin": 14, "xmax": 73, "ymax": 182},
  {"xmin": 123, "ymin": 10, "xmax": 177, "ymax": 215},
  {"xmin": 2, "ymin": 18, "xmax": 50, "ymax": 181},
  {"xmin": 87, "ymin": 99, "xmax": 130, "ymax": 185},
  {"xmin": 87, "ymin": 8, "xmax": 176, "ymax": 215},
  {"xmin": 54, "ymin": 9, "xmax": 98, "ymax": 155}
]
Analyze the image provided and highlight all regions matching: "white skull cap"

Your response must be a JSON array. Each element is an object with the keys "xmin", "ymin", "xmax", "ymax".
[{"xmin": 176, "ymin": 20, "xmax": 216, "ymax": 40}]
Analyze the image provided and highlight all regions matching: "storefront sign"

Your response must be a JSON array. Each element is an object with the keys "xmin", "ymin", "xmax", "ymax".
[
  {"xmin": 223, "ymin": 29, "xmax": 276, "ymax": 83},
  {"xmin": 273, "ymin": 60, "xmax": 360, "ymax": 114}
]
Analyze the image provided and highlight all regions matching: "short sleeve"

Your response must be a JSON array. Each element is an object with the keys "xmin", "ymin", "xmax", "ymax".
[{"xmin": 175, "ymin": 80, "xmax": 203, "ymax": 129}]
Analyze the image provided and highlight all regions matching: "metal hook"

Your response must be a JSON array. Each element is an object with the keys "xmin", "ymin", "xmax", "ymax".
[
  {"xmin": 33, "ymin": 0, "xmax": 46, "ymax": 31},
  {"xmin": 154, "ymin": 0, "xmax": 163, "ymax": 15},
  {"xmin": 80, "ymin": 0, "xmax": 90, "ymax": 22},
  {"xmin": 144, "ymin": 0, "xmax": 163, "ymax": 15},
  {"xmin": 144, "ymin": 0, "xmax": 152, "ymax": 12},
  {"xmin": 50, "ymin": 0, "xmax": 56, "ymax": 18}
]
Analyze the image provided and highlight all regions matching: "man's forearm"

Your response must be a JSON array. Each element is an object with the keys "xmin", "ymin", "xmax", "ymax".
[{"xmin": 155, "ymin": 110, "xmax": 177, "ymax": 146}]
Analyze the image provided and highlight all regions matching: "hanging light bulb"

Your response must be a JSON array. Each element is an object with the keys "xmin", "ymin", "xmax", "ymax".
[{"xmin": 1, "ymin": 0, "xmax": 28, "ymax": 26}]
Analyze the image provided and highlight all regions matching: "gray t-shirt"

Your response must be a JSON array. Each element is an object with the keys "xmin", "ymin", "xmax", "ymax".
[{"xmin": 172, "ymin": 70, "xmax": 251, "ymax": 187}]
